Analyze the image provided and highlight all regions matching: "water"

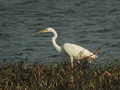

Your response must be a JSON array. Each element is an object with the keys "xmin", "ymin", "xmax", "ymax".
[{"xmin": 0, "ymin": 0, "xmax": 120, "ymax": 64}]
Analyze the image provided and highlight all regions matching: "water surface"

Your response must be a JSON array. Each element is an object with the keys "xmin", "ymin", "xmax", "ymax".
[{"xmin": 0, "ymin": 0, "xmax": 120, "ymax": 64}]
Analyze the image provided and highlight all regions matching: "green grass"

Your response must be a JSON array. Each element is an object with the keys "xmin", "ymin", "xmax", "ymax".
[{"xmin": 0, "ymin": 59, "xmax": 120, "ymax": 90}]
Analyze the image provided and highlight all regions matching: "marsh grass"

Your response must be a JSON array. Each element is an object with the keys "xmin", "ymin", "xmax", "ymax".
[{"xmin": 0, "ymin": 59, "xmax": 120, "ymax": 90}]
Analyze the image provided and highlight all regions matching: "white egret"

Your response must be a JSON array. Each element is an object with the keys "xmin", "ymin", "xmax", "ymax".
[{"xmin": 36, "ymin": 27, "xmax": 97, "ymax": 67}]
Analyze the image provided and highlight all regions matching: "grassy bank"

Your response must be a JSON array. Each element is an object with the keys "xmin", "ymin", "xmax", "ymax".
[{"xmin": 0, "ymin": 59, "xmax": 120, "ymax": 90}]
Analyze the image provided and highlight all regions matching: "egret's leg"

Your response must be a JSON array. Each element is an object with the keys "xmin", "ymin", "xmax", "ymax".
[
  {"xmin": 70, "ymin": 56, "xmax": 74, "ymax": 84},
  {"xmin": 88, "ymin": 59, "xmax": 92, "ymax": 63},
  {"xmin": 70, "ymin": 56, "xmax": 73, "ymax": 68}
]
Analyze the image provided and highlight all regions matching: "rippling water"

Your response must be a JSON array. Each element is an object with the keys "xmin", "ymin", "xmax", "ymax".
[{"xmin": 0, "ymin": 0, "xmax": 120, "ymax": 64}]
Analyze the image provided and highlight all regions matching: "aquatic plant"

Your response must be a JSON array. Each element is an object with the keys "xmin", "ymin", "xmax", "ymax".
[{"xmin": 0, "ymin": 59, "xmax": 119, "ymax": 90}]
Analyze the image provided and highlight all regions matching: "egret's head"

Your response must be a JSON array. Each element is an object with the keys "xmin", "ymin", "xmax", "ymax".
[{"xmin": 36, "ymin": 27, "xmax": 55, "ymax": 34}]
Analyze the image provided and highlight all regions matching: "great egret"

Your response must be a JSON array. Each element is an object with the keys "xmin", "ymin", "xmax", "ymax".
[{"xmin": 36, "ymin": 27, "xmax": 97, "ymax": 67}]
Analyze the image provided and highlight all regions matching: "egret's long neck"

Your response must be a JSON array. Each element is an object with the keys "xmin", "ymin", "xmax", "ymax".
[{"xmin": 52, "ymin": 31, "xmax": 62, "ymax": 53}]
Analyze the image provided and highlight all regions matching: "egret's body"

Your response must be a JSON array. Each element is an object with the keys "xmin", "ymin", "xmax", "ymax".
[
  {"xmin": 37, "ymin": 27, "xmax": 97, "ymax": 67},
  {"xmin": 64, "ymin": 43, "xmax": 96, "ymax": 59}
]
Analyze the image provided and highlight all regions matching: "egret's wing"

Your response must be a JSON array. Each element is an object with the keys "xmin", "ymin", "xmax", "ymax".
[{"xmin": 64, "ymin": 43, "xmax": 96, "ymax": 59}]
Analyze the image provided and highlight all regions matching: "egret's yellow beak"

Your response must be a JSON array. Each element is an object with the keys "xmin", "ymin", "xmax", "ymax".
[{"xmin": 36, "ymin": 29, "xmax": 47, "ymax": 34}]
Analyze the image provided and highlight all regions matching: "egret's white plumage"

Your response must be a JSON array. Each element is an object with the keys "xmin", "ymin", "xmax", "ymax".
[
  {"xmin": 64, "ymin": 43, "xmax": 97, "ymax": 59},
  {"xmin": 37, "ymin": 27, "xmax": 97, "ymax": 67}
]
